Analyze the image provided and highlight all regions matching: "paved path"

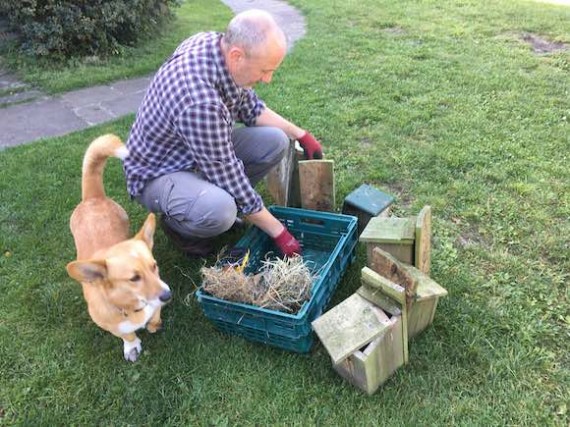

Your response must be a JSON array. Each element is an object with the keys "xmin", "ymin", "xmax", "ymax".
[{"xmin": 0, "ymin": 0, "xmax": 305, "ymax": 149}]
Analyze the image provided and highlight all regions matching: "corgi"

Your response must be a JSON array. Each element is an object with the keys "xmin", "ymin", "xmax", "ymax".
[{"xmin": 66, "ymin": 134, "xmax": 172, "ymax": 362}]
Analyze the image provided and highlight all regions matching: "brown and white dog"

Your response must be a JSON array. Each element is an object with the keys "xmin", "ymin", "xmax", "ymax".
[{"xmin": 66, "ymin": 134, "xmax": 171, "ymax": 362}]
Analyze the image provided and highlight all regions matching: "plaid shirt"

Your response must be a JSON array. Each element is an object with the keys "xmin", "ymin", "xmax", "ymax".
[{"xmin": 123, "ymin": 32, "xmax": 265, "ymax": 215}]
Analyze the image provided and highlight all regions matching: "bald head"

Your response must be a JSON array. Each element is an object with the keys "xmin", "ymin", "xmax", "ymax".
[{"xmin": 222, "ymin": 9, "xmax": 287, "ymax": 57}]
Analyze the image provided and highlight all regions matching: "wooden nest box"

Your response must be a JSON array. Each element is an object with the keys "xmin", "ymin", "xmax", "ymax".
[
  {"xmin": 312, "ymin": 267, "xmax": 409, "ymax": 395},
  {"xmin": 360, "ymin": 205, "xmax": 432, "ymax": 274},
  {"xmin": 311, "ymin": 247, "xmax": 447, "ymax": 394}
]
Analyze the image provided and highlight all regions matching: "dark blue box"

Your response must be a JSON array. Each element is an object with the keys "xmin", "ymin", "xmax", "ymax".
[{"xmin": 342, "ymin": 184, "xmax": 394, "ymax": 235}]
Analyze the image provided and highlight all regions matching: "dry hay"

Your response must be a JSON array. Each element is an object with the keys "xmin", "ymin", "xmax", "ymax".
[{"xmin": 201, "ymin": 256, "xmax": 316, "ymax": 313}]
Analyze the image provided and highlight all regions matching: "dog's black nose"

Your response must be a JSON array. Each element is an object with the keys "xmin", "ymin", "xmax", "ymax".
[{"xmin": 159, "ymin": 290, "xmax": 172, "ymax": 302}]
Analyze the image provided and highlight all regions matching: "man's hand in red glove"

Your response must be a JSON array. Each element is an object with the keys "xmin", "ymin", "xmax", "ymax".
[
  {"xmin": 297, "ymin": 131, "xmax": 323, "ymax": 160},
  {"xmin": 273, "ymin": 227, "xmax": 302, "ymax": 257}
]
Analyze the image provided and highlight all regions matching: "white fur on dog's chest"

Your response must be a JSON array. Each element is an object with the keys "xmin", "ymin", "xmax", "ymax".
[{"xmin": 118, "ymin": 303, "xmax": 156, "ymax": 334}]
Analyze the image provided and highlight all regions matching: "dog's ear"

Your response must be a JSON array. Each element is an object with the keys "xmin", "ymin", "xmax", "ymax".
[
  {"xmin": 66, "ymin": 260, "xmax": 108, "ymax": 283},
  {"xmin": 135, "ymin": 213, "xmax": 155, "ymax": 250}
]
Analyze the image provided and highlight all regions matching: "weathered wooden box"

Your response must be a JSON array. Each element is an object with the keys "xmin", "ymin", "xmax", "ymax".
[
  {"xmin": 312, "ymin": 268, "xmax": 408, "ymax": 395},
  {"xmin": 360, "ymin": 206, "xmax": 432, "ymax": 274},
  {"xmin": 332, "ymin": 296, "xmax": 405, "ymax": 395},
  {"xmin": 360, "ymin": 216, "xmax": 415, "ymax": 264}
]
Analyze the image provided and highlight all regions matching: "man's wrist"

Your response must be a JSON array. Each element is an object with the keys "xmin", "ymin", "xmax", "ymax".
[{"xmin": 294, "ymin": 130, "xmax": 308, "ymax": 140}]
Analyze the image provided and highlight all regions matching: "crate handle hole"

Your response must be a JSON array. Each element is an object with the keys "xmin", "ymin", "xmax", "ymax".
[{"xmin": 300, "ymin": 218, "xmax": 326, "ymax": 227}]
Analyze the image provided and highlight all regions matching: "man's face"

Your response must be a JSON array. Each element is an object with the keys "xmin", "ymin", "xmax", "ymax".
[{"xmin": 229, "ymin": 36, "xmax": 286, "ymax": 88}]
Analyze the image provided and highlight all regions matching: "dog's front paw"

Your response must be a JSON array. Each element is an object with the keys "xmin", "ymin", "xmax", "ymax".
[
  {"xmin": 123, "ymin": 337, "xmax": 142, "ymax": 362},
  {"xmin": 146, "ymin": 319, "xmax": 163, "ymax": 333}
]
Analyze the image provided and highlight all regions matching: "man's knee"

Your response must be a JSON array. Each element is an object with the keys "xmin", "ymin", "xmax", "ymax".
[
  {"xmin": 188, "ymin": 194, "xmax": 237, "ymax": 238},
  {"xmin": 160, "ymin": 197, "xmax": 237, "ymax": 239},
  {"xmin": 136, "ymin": 173, "xmax": 237, "ymax": 238}
]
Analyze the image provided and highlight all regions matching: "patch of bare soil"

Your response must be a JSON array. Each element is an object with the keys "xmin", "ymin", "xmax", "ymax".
[
  {"xmin": 383, "ymin": 182, "xmax": 414, "ymax": 211},
  {"xmin": 383, "ymin": 26, "xmax": 406, "ymax": 36},
  {"xmin": 522, "ymin": 33, "xmax": 568, "ymax": 54}
]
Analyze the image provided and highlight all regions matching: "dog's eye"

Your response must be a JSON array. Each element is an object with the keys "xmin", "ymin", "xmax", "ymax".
[
  {"xmin": 153, "ymin": 263, "xmax": 158, "ymax": 272},
  {"xmin": 130, "ymin": 274, "xmax": 141, "ymax": 282}
]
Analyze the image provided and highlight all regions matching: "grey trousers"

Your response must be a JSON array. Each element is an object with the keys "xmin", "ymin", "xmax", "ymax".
[{"xmin": 137, "ymin": 126, "xmax": 289, "ymax": 238}]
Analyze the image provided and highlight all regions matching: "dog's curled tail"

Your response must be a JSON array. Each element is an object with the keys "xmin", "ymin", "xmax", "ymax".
[{"xmin": 82, "ymin": 134, "xmax": 129, "ymax": 201}]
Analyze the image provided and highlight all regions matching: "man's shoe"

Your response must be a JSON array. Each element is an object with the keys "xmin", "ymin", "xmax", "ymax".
[
  {"xmin": 159, "ymin": 216, "xmax": 215, "ymax": 257},
  {"xmin": 228, "ymin": 217, "xmax": 248, "ymax": 233}
]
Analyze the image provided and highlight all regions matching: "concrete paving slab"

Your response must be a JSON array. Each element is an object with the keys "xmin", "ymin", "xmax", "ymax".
[
  {"xmin": 111, "ymin": 76, "xmax": 153, "ymax": 94},
  {"xmin": 101, "ymin": 91, "xmax": 146, "ymax": 117},
  {"xmin": 72, "ymin": 104, "xmax": 117, "ymax": 126},
  {"xmin": 61, "ymin": 76, "xmax": 151, "ymax": 125},
  {"xmin": 1, "ymin": 97, "xmax": 87, "ymax": 148},
  {"xmin": 61, "ymin": 85, "xmax": 121, "ymax": 109}
]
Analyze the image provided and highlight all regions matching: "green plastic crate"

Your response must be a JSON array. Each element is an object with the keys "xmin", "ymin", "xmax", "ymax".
[{"xmin": 196, "ymin": 206, "xmax": 358, "ymax": 352}]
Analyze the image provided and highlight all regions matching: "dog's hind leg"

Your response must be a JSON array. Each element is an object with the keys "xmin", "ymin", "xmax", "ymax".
[
  {"xmin": 121, "ymin": 333, "xmax": 142, "ymax": 362},
  {"xmin": 146, "ymin": 307, "xmax": 163, "ymax": 333}
]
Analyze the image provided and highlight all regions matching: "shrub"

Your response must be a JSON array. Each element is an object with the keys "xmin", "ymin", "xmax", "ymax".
[{"xmin": 0, "ymin": 0, "xmax": 180, "ymax": 62}]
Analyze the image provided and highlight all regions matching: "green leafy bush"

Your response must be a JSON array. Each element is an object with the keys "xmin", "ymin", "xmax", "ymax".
[{"xmin": 0, "ymin": 0, "xmax": 180, "ymax": 61}]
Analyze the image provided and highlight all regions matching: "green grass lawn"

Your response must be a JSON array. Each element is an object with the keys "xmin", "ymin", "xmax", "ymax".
[{"xmin": 1, "ymin": 0, "xmax": 569, "ymax": 425}]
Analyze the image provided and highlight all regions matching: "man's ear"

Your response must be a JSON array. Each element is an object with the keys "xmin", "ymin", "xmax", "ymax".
[
  {"xmin": 228, "ymin": 45, "xmax": 246, "ymax": 63},
  {"xmin": 66, "ymin": 260, "xmax": 108, "ymax": 283},
  {"xmin": 135, "ymin": 213, "xmax": 155, "ymax": 250}
]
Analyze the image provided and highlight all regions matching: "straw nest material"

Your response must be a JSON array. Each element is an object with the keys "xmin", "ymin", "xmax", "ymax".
[{"xmin": 200, "ymin": 256, "xmax": 315, "ymax": 313}]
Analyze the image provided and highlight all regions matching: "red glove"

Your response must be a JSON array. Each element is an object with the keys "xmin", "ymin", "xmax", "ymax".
[
  {"xmin": 273, "ymin": 228, "xmax": 302, "ymax": 257},
  {"xmin": 297, "ymin": 132, "xmax": 323, "ymax": 160}
]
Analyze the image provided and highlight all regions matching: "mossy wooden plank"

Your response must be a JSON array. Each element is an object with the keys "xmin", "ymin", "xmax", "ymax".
[
  {"xmin": 374, "ymin": 312, "xmax": 405, "ymax": 374},
  {"xmin": 360, "ymin": 266, "xmax": 409, "ymax": 364},
  {"xmin": 402, "ymin": 268, "xmax": 447, "ymax": 338},
  {"xmin": 298, "ymin": 159, "xmax": 335, "ymax": 211},
  {"xmin": 369, "ymin": 247, "xmax": 445, "ymax": 304},
  {"xmin": 361, "ymin": 266, "xmax": 406, "ymax": 305},
  {"xmin": 415, "ymin": 276, "xmax": 448, "ymax": 301},
  {"xmin": 287, "ymin": 149, "xmax": 304, "ymax": 207},
  {"xmin": 401, "ymin": 301, "xmax": 409, "ymax": 363},
  {"xmin": 266, "ymin": 140, "xmax": 297, "ymax": 206},
  {"xmin": 334, "ymin": 356, "xmax": 370, "ymax": 393},
  {"xmin": 415, "ymin": 205, "xmax": 432, "ymax": 274},
  {"xmin": 339, "ymin": 309, "xmax": 391, "ymax": 395},
  {"xmin": 356, "ymin": 285, "xmax": 402, "ymax": 316},
  {"xmin": 429, "ymin": 298, "xmax": 441, "ymax": 324},
  {"xmin": 390, "ymin": 314, "xmax": 405, "ymax": 369},
  {"xmin": 333, "ymin": 312, "xmax": 405, "ymax": 394},
  {"xmin": 408, "ymin": 299, "xmax": 438, "ymax": 339},
  {"xmin": 369, "ymin": 243, "xmax": 414, "ymax": 265},
  {"xmin": 359, "ymin": 217, "xmax": 415, "ymax": 244},
  {"xmin": 311, "ymin": 293, "xmax": 390, "ymax": 364},
  {"xmin": 369, "ymin": 247, "xmax": 418, "ymax": 306}
]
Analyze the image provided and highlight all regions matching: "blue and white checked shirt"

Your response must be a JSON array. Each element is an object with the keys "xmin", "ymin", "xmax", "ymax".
[{"xmin": 123, "ymin": 32, "xmax": 266, "ymax": 215}]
